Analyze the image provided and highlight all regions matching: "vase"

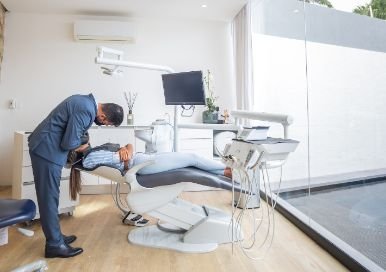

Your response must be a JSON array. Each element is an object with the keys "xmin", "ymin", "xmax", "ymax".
[
  {"xmin": 202, "ymin": 110, "xmax": 218, "ymax": 124},
  {"xmin": 127, "ymin": 110, "xmax": 134, "ymax": 125}
]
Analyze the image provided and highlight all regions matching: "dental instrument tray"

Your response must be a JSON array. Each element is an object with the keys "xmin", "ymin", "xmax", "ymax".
[
  {"xmin": 225, "ymin": 138, "xmax": 299, "ymax": 165},
  {"xmin": 237, "ymin": 126, "xmax": 269, "ymax": 141}
]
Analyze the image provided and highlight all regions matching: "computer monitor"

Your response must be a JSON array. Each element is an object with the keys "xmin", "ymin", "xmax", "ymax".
[{"xmin": 162, "ymin": 71, "xmax": 206, "ymax": 105}]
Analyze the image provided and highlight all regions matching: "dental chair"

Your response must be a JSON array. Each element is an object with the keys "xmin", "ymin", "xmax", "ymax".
[
  {"xmin": 0, "ymin": 199, "xmax": 47, "ymax": 271},
  {"xmin": 76, "ymin": 161, "xmax": 246, "ymax": 253}
]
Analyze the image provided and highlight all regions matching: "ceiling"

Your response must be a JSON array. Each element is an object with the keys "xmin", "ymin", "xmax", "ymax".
[{"xmin": 1, "ymin": 0, "xmax": 247, "ymax": 22}]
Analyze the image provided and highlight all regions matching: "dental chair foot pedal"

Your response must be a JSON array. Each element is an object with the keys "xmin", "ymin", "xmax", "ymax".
[{"xmin": 122, "ymin": 212, "xmax": 149, "ymax": 227}]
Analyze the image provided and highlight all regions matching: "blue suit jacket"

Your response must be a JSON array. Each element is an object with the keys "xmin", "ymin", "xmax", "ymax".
[{"xmin": 28, "ymin": 93, "xmax": 97, "ymax": 166}]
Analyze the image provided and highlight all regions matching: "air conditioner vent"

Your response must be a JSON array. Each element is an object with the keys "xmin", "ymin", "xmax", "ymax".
[{"xmin": 73, "ymin": 20, "xmax": 136, "ymax": 43}]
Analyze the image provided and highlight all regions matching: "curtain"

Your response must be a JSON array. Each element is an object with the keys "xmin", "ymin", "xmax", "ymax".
[{"xmin": 232, "ymin": 1, "xmax": 254, "ymax": 112}]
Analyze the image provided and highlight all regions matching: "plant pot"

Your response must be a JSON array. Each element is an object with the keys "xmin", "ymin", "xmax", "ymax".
[{"xmin": 202, "ymin": 110, "xmax": 218, "ymax": 124}]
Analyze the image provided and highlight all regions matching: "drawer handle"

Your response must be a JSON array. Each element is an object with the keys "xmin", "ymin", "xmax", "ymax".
[{"xmin": 23, "ymin": 181, "xmax": 35, "ymax": 186}]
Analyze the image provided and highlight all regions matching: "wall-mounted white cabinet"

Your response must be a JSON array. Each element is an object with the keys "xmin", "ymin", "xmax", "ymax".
[
  {"xmin": 178, "ymin": 128, "xmax": 213, "ymax": 159},
  {"xmin": 12, "ymin": 131, "xmax": 79, "ymax": 219}
]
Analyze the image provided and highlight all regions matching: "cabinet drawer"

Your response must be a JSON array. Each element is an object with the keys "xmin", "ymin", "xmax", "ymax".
[
  {"xmin": 21, "ymin": 166, "xmax": 69, "ymax": 182},
  {"xmin": 23, "ymin": 134, "xmax": 30, "ymax": 150},
  {"xmin": 179, "ymin": 149, "xmax": 213, "ymax": 159},
  {"xmin": 61, "ymin": 168, "xmax": 71, "ymax": 179},
  {"xmin": 179, "ymin": 139, "xmax": 213, "ymax": 150},
  {"xmin": 22, "ymin": 167, "xmax": 34, "ymax": 182},
  {"xmin": 81, "ymin": 172, "xmax": 99, "ymax": 185},
  {"xmin": 178, "ymin": 129, "xmax": 212, "ymax": 139},
  {"xmin": 22, "ymin": 151, "xmax": 32, "ymax": 166},
  {"xmin": 59, "ymin": 179, "xmax": 79, "ymax": 207},
  {"xmin": 22, "ymin": 183, "xmax": 38, "ymax": 205}
]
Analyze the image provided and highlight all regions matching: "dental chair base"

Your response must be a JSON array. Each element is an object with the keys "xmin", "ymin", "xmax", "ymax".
[
  {"xmin": 129, "ymin": 225, "xmax": 218, "ymax": 253},
  {"xmin": 81, "ymin": 166, "xmax": 246, "ymax": 253},
  {"xmin": 128, "ymin": 188, "xmax": 243, "ymax": 253},
  {"xmin": 128, "ymin": 198, "xmax": 242, "ymax": 253}
]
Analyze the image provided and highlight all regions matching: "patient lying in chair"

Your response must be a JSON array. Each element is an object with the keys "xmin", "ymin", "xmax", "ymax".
[
  {"xmin": 81, "ymin": 143, "xmax": 232, "ymax": 177},
  {"xmin": 69, "ymin": 143, "xmax": 232, "ymax": 227},
  {"xmin": 69, "ymin": 142, "xmax": 232, "ymax": 202}
]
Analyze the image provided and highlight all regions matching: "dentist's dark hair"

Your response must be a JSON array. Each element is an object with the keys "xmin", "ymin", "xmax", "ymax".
[{"xmin": 101, "ymin": 103, "xmax": 124, "ymax": 126}]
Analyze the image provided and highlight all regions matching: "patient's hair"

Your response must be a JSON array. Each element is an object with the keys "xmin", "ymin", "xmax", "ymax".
[
  {"xmin": 102, "ymin": 103, "xmax": 124, "ymax": 127},
  {"xmin": 69, "ymin": 167, "xmax": 81, "ymax": 201}
]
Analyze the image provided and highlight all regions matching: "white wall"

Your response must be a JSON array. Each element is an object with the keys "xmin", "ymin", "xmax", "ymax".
[
  {"xmin": 0, "ymin": 13, "xmax": 236, "ymax": 185},
  {"xmin": 253, "ymin": 34, "xmax": 386, "ymax": 181}
]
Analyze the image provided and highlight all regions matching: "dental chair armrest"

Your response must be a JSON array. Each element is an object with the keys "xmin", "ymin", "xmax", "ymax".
[
  {"xmin": 126, "ymin": 160, "xmax": 155, "ymax": 175},
  {"xmin": 125, "ymin": 160, "xmax": 155, "ymax": 185}
]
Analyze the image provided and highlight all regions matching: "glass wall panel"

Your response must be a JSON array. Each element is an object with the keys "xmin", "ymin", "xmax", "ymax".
[
  {"xmin": 251, "ymin": 0, "xmax": 309, "ymax": 183},
  {"xmin": 252, "ymin": 0, "xmax": 386, "ymax": 270},
  {"xmin": 304, "ymin": 0, "xmax": 386, "ymax": 270}
]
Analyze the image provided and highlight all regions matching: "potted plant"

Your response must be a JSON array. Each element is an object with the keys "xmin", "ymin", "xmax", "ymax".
[{"xmin": 202, "ymin": 70, "xmax": 219, "ymax": 124}]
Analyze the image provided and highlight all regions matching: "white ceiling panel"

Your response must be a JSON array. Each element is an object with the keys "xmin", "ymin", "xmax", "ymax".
[{"xmin": 1, "ymin": 0, "xmax": 247, "ymax": 21}]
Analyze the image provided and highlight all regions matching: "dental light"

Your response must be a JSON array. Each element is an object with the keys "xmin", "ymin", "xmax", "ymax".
[{"xmin": 95, "ymin": 46, "xmax": 180, "ymax": 151}]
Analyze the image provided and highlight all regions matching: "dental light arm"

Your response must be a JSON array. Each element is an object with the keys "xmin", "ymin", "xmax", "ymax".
[
  {"xmin": 95, "ymin": 46, "xmax": 179, "ymax": 151},
  {"xmin": 231, "ymin": 110, "xmax": 294, "ymax": 139},
  {"xmin": 95, "ymin": 46, "xmax": 174, "ymax": 73}
]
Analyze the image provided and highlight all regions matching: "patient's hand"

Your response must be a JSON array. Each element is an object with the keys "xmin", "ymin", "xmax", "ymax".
[
  {"xmin": 118, "ymin": 148, "xmax": 130, "ymax": 161},
  {"xmin": 74, "ymin": 143, "xmax": 90, "ymax": 153},
  {"xmin": 118, "ymin": 144, "xmax": 133, "ymax": 162}
]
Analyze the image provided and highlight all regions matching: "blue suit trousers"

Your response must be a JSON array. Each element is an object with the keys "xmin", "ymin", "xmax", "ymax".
[{"xmin": 29, "ymin": 151, "xmax": 64, "ymax": 246}]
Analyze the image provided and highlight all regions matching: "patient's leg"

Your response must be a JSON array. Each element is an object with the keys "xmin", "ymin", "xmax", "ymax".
[{"xmin": 134, "ymin": 152, "xmax": 226, "ymax": 175}]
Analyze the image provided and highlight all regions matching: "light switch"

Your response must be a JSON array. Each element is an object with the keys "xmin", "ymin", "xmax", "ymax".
[{"xmin": 9, "ymin": 99, "xmax": 17, "ymax": 109}]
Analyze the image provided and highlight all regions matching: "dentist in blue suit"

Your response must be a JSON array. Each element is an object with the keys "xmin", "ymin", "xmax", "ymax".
[{"xmin": 28, "ymin": 93, "xmax": 123, "ymax": 258}]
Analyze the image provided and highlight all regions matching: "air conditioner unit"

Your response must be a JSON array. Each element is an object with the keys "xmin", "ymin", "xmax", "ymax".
[{"xmin": 73, "ymin": 20, "xmax": 136, "ymax": 43}]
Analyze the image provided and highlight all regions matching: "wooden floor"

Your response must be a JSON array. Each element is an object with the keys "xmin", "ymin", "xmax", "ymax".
[{"xmin": 0, "ymin": 186, "xmax": 348, "ymax": 272}]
